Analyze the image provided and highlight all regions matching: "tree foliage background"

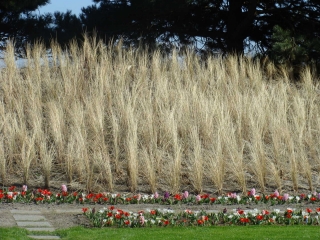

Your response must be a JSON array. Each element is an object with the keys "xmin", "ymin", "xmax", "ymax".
[
  {"xmin": 1, "ymin": 0, "xmax": 320, "ymax": 70},
  {"xmin": 0, "ymin": 0, "xmax": 50, "ymax": 52}
]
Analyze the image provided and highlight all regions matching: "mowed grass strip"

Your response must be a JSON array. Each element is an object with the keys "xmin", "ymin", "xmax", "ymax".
[
  {"xmin": 1, "ymin": 225, "xmax": 319, "ymax": 239},
  {"xmin": 54, "ymin": 226, "xmax": 320, "ymax": 240},
  {"xmin": 0, "ymin": 227, "xmax": 31, "ymax": 240}
]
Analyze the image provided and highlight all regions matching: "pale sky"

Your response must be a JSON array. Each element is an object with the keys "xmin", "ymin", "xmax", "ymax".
[
  {"xmin": 35, "ymin": 0, "xmax": 95, "ymax": 16},
  {"xmin": 0, "ymin": 1, "xmax": 97, "ymax": 67}
]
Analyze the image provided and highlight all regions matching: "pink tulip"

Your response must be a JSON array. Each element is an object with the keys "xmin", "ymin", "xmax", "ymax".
[
  {"xmin": 283, "ymin": 193, "xmax": 289, "ymax": 201},
  {"xmin": 61, "ymin": 184, "xmax": 67, "ymax": 192},
  {"xmin": 139, "ymin": 215, "xmax": 145, "ymax": 225},
  {"xmin": 137, "ymin": 193, "xmax": 141, "ymax": 201},
  {"xmin": 274, "ymin": 190, "xmax": 279, "ymax": 197},
  {"xmin": 22, "ymin": 185, "xmax": 27, "ymax": 192},
  {"xmin": 154, "ymin": 192, "xmax": 159, "ymax": 199},
  {"xmin": 196, "ymin": 195, "xmax": 201, "ymax": 202},
  {"xmin": 228, "ymin": 193, "xmax": 237, "ymax": 199},
  {"xmin": 250, "ymin": 188, "xmax": 256, "ymax": 196},
  {"xmin": 183, "ymin": 191, "xmax": 189, "ymax": 199}
]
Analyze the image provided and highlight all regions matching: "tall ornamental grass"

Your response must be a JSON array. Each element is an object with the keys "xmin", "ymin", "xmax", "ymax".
[{"xmin": 0, "ymin": 36, "xmax": 319, "ymax": 194}]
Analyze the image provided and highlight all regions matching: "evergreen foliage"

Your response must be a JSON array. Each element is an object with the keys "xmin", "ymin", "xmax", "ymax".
[
  {"xmin": 0, "ymin": 0, "xmax": 49, "ymax": 52},
  {"xmin": 269, "ymin": 25, "xmax": 320, "ymax": 70},
  {"xmin": 77, "ymin": 0, "xmax": 320, "ymax": 58},
  {"xmin": 1, "ymin": 0, "xmax": 320, "ymax": 70}
]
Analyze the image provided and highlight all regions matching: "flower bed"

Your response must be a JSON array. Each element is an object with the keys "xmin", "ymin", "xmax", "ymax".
[
  {"xmin": 1, "ymin": 185, "xmax": 320, "ymax": 227},
  {"xmin": 1, "ymin": 186, "xmax": 320, "ymax": 206},
  {"xmin": 82, "ymin": 206, "xmax": 320, "ymax": 227}
]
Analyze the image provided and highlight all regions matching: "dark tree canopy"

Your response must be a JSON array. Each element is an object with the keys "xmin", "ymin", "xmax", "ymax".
[
  {"xmin": 38, "ymin": 11, "xmax": 83, "ymax": 47},
  {"xmin": 1, "ymin": 0, "xmax": 320, "ymax": 68},
  {"xmin": 0, "ymin": 0, "xmax": 50, "ymax": 50},
  {"xmin": 77, "ymin": 0, "xmax": 320, "ymax": 64}
]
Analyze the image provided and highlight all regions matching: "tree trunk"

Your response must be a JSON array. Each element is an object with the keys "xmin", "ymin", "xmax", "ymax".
[{"xmin": 226, "ymin": 0, "xmax": 258, "ymax": 54}]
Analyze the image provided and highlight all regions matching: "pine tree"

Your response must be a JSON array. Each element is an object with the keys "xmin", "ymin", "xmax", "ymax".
[
  {"xmin": 78, "ymin": 0, "xmax": 320, "ymax": 59},
  {"xmin": 268, "ymin": 25, "xmax": 320, "ymax": 76},
  {"xmin": 0, "ymin": 0, "xmax": 50, "ymax": 51}
]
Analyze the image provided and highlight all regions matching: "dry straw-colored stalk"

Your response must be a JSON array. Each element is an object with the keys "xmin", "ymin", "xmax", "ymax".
[
  {"xmin": 0, "ymin": 137, "xmax": 5, "ymax": 186},
  {"xmin": 140, "ymin": 147, "xmax": 156, "ymax": 193},
  {"xmin": 92, "ymin": 145, "xmax": 113, "ymax": 192},
  {"xmin": 248, "ymin": 95, "xmax": 269, "ymax": 193},
  {"xmin": 86, "ymin": 97, "xmax": 113, "ymax": 192},
  {"xmin": 1, "ymin": 37, "xmax": 320, "ymax": 193},
  {"xmin": 125, "ymin": 103, "xmax": 138, "ymax": 192},
  {"xmin": 167, "ymin": 111, "xmax": 182, "ymax": 193},
  {"xmin": 206, "ymin": 132, "xmax": 225, "ymax": 195},
  {"xmin": 189, "ymin": 126, "xmax": 203, "ymax": 194},
  {"xmin": 110, "ymin": 111, "xmax": 121, "ymax": 174},
  {"xmin": 39, "ymin": 139, "xmax": 54, "ymax": 189},
  {"xmin": 66, "ymin": 135, "xmax": 75, "ymax": 184},
  {"xmin": 46, "ymin": 101, "xmax": 65, "ymax": 164},
  {"xmin": 0, "ymin": 101, "xmax": 5, "ymax": 185},
  {"xmin": 21, "ymin": 134, "xmax": 35, "ymax": 185}
]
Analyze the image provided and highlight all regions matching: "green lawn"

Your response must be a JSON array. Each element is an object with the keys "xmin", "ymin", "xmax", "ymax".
[
  {"xmin": 54, "ymin": 225, "xmax": 320, "ymax": 240},
  {"xmin": 1, "ymin": 226, "xmax": 320, "ymax": 240},
  {"xmin": 0, "ymin": 227, "xmax": 31, "ymax": 240}
]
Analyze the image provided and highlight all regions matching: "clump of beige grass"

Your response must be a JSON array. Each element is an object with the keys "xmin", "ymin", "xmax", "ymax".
[{"xmin": 0, "ymin": 36, "xmax": 319, "ymax": 194}]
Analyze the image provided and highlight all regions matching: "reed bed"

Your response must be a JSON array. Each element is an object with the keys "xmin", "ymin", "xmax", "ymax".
[{"xmin": 0, "ymin": 36, "xmax": 319, "ymax": 194}]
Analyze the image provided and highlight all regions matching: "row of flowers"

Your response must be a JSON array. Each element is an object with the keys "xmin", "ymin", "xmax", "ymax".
[
  {"xmin": 83, "ymin": 206, "xmax": 320, "ymax": 228},
  {"xmin": 1, "ymin": 185, "xmax": 320, "ymax": 205}
]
